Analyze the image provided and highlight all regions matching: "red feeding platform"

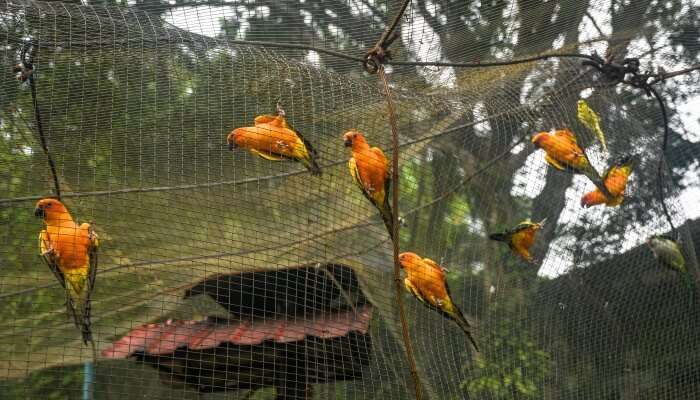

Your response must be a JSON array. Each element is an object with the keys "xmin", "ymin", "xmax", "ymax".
[{"xmin": 102, "ymin": 305, "xmax": 373, "ymax": 358}]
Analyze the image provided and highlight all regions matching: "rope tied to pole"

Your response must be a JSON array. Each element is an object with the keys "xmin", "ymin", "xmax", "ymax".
[
  {"xmin": 363, "ymin": 31, "xmax": 399, "ymax": 74},
  {"xmin": 362, "ymin": 0, "xmax": 411, "ymax": 74}
]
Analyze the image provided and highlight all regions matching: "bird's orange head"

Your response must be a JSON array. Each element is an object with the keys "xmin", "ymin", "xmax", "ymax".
[
  {"xmin": 226, "ymin": 129, "xmax": 242, "ymax": 151},
  {"xmin": 580, "ymin": 190, "xmax": 606, "ymax": 208},
  {"xmin": 343, "ymin": 130, "xmax": 368, "ymax": 150},
  {"xmin": 34, "ymin": 198, "xmax": 71, "ymax": 223},
  {"xmin": 398, "ymin": 252, "xmax": 422, "ymax": 270},
  {"xmin": 531, "ymin": 131, "xmax": 549, "ymax": 149}
]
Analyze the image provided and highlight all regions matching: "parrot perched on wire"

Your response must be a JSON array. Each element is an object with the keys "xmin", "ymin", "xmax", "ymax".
[
  {"xmin": 398, "ymin": 252, "xmax": 479, "ymax": 352},
  {"xmin": 532, "ymin": 129, "xmax": 611, "ymax": 198},
  {"xmin": 489, "ymin": 218, "xmax": 546, "ymax": 264},
  {"xmin": 647, "ymin": 235, "xmax": 693, "ymax": 290},
  {"xmin": 35, "ymin": 198, "xmax": 99, "ymax": 349},
  {"xmin": 343, "ymin": 130, "xmax": 394, "ymax": 240},
  {"xmin": 226, "ymin": 109, "xmax": 322, "ymax": 176},
  {"xmin": 580, "ymin": 155, "xmax": 635, "ymax": 208}
]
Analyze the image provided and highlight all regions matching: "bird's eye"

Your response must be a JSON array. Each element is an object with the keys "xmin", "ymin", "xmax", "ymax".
[{"xmin": 45, "ymin": 203, "xmax": 52, "ymax": 208}]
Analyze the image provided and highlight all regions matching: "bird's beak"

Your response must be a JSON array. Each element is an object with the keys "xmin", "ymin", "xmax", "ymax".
[
  {"xmin": 344, "ymin": 138, "xmax": 353, "ymax": 147},
  {"xmin": 531, "ymin": 134, "xmax": 542, "ymax": 148},
  {"xmin": 226, "ymin": 132, "xmax": 237, "ymax": 151},
  {"xmin": 34, "ymin": 207, "xmax": 44, "ymax": 218},
  {"xmin": 538, "ymin": 217, "xmax": 547, "ymax": 226}
]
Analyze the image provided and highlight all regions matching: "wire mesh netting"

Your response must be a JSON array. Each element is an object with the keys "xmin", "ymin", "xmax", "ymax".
[{"xmin": 1, "ymin": 0, "xmax": 699, "ymax": 399}]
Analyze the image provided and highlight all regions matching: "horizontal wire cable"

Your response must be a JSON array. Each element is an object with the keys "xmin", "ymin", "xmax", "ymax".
[{"xmin": 0, "ymin": 73, "xmax": 591, "ymax": 204}]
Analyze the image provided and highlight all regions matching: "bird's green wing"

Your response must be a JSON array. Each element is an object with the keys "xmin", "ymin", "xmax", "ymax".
[
  {"xmin": 505, "ymin": 219, "xmax": 541, "ymax": 237},
  {"xmin": 667, "ymin": 241, "xmax": 687, "ymax": 272},
  {"xmin": 511, "ymin": 222, "xmax": 532, "ymax": 234}
]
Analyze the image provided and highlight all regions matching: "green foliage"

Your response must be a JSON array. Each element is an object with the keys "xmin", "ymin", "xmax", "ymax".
[
  {"xmin": 1, "ymin": 364, "xmax": 83, "ymax": 400},
  {"xmin": 460, "ymin": 306, "xmax": 551, "ymax": 399}
]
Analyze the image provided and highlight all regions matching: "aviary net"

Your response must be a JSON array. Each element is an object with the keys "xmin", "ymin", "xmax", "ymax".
[{"xmin": 1, "ymin": 0, "xmax": 699, "ymax": 399}]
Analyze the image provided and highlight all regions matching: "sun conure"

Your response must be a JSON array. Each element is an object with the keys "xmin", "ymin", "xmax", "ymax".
[
  {"xmin": 580, "ymin": 155, "xmax": 635, "ymax": 208},
  {"xmin": 399, "ymin": 252, "xmax": 479, "ymax": 352},
  {"xmin": 647, "ymin": 235, "xmax": 694, "ymax": 290},
  {"xmin": 227, "ymin": 113, "xmax": 322, "ymax": 175},
  {"xmin": 35, "ymin": 198, "xmax": 99, "ymax": 347},
  {"xmin": 343, "ymin": 130, "xmax": 394, "ymax": 240},
  {"xmin": 532, "ymin": 129, "xmax": 611, "ymax": 198},
  {"xmin": 489, "ymin": 218, "xmax": 546, "ymax": 264}
]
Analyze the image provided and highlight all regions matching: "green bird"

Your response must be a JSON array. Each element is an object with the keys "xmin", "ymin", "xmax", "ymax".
[
  {"xmin": 577, "ymin": 99, "xmax": 607, "ymax": 153},
  {"xmin": 647, "ymin": 235, "xmax": 693, "ymax": 290}
]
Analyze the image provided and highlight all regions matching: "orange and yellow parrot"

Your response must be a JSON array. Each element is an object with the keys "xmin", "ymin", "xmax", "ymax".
[
  {"xmin": 35, "ymin": 198, "xmax": 98, "ymax": 347},
  {"xmin": 343, "ymin": 130, "xmax": 394, "ymax": 239},
  {"xmin": 399, "ymin": 252, "xmax": 479, "ymax": 352},
  {"xmin": 580, "ymin": 155, "xmax": 635, "ymax": 208},
  {"xmin": 489, "ymin": 218, "xmax": 546, "ymax": 264},
  {"xmin": 532, "ymin": 129, "xmax": 610, "ymax": 198},
  {"xmin": 227, "ymin": 113, "xmax": 322, "ymax": 175}
]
